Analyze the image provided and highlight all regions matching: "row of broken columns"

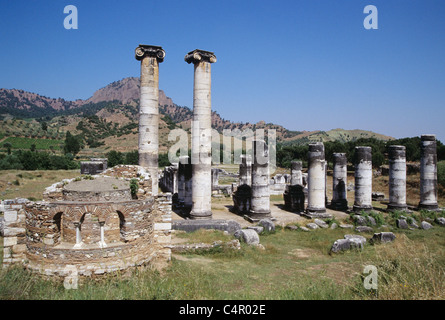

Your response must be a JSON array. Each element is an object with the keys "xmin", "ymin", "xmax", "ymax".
[
  {"xmin": 281, "ymin": 134, "xmax": 439, "ymax": 215},
  {"xmin": 135, "ymin": 45, "xmax": 216, "ymax": 220}
]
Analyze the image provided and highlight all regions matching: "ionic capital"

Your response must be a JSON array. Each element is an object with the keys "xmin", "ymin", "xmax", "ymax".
[
  {"xmin": 184, "ymin": 49, "xmax": 217, "ymax": 64},
  {"xmin": 135, "ymin": 44, "xmax": 165, "ymax": 62}
]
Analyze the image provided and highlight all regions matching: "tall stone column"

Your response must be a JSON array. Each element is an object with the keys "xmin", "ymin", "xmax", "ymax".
[
  {"xmin": 185, "ymin": 49, "xmax": 216, "ymax": 219},
  {"xmin": 239, "ymin": 154, "xmax": 252, "ymax": 186},
  {"xmin": 135, "ymin": 44, "xmax": 165, "ymax": 196},
  {"xmin": 387, "ymin": 145, "xmax": 407, "ymax": 211},
  {"xmin": 331, "ymin": 153, "xmax": 348, "ymax": 210},
  {"xmin": 353, "ymin": 146, "xmax": 373, "ymax": 213},
  {"xmin": 306, "ymin": 142, "xmax": 326, "ymax": 215},
  {"xmin": 290, "ymin": 161, "xmax": 303, "ymax": 186},
  {"xmin": 419, "ymin": 134, "xmax": 439, "ymax": 210},
  {"xmin": 249, "ymin": 140, "xmax": 271, "ymax": 218}
]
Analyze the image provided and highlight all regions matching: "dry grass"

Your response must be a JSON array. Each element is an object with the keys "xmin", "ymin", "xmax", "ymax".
[{"xmin": 0, "ymin": 170, "xmax": 79, "ymax": 201}]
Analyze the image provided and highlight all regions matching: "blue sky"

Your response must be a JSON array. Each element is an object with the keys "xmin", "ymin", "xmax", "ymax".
[{"xmin": 1, "ymin": 0, "xmax": 444, "ymax": 142}]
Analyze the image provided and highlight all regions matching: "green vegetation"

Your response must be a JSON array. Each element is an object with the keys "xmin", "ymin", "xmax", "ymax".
[
  {"xmin": 1, "ymin": 137, "xmax": 63, "ymax": 151},
  {"xmin": 277, "ymin": 137, "xmax": 445, "ymax": 169},
  {"xmin": 0, "ymin": 151, "xmax": 78, "ymax": 170},
  {"xmin": 1, "ymin": 226, "xmax": 444, "ymax": 300}
]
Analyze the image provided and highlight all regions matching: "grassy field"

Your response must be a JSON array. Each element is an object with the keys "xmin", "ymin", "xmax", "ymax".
[
  {"xmin": 1, "ymin": 137, "xmax": 64, "ymax": 151},
  {"xmin": 0, "ymin": 170, "xmax": 79, "ymax": 200},
  {"xmin": 0, "ymin": 168, "xmax": 444, "ymax": 300},
  {"xmin": 0, "ymin": 225, "xmax": 444, "ymax": 300}
]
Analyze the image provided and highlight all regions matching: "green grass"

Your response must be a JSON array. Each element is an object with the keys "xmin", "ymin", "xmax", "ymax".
[
  {"xmin": 1, "ymin": 137, "xmax": 63, "ymax": 150},
  {"xmin": 1, "ymin": 226, "xmax": 444, "ymax": 300}
]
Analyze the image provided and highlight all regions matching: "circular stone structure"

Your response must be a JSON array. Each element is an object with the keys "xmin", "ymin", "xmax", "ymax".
[
  {"xmin": 21, "ymin": 167, "xmax": 171, "ymax": 278},
  {"xmin": 62, "ymin": 177, "xmax": 132, "ymax": 202}
]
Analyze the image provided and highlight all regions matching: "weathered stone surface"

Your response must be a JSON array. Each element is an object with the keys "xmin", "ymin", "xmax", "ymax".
[
  {"xmin": 306, "ymin": 223, "xmax": 319, "ymax": 230},
  {"xmin": 370, "ymin": 232, "xmax": 396, "ymax": 244},
  {"xmin": 353, "ymin": 215, "xmax": 367, "ymax": 226},
  {"xmin": 330, "ymin": 223, "xmax": 338, "ymax": 229},
  {"xmin": 421, "ymin": 221, "xmax": 433, "ymax": 230},
  {"xmin": 339, "ymin": 224, "xmax": 354, "ymax": 229},
  {"xmin": 344, "ymin": 234, "xmax": 367, "ymax": 244},
  {"xmin": 355, "ymin": 226, "xmax": 373, "ymax": 233},
  {"xmin": 258, "ymin": 218, "xmax": 275, "ymax": 232},
  {"xmin": 172, "ymin": 219, "xmax": 241, "ymax": 235},
  {"xmin": 397, "ymin": 219, "xmax": 409, "ymax": 229},
  {"xmin": 247, "ymin": 226, "xmax": 264, "ymax": 234},
  {"xmin": 314, "ymin": 218, "xmax": 328, "ymax": 229},
  {"xmin": 299, "ymin": 226, "xmax": 310, "ymax": 232},
  {"xmin": 436, "ymin": 217, "xmax": 445, "ymax": 226},
  {"xmin": 331, "ymin": 235, "xmax": 365, "ymax": 253},
  {"xmin": 367, "ymin": 216, "xmax": 376, "ymax": 226},
  {"xmin": 234, "ymin": 229, "xmax": 260, "ymax": 245},
  {"xmin": 285, "ymin": 225, "xmax": 299, "ymax": 231}
]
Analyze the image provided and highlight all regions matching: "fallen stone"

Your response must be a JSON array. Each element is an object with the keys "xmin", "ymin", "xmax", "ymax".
[
  {"xmin": 299, "ymin": 226, "xmax": 310, "ymax": 232},
  {"xmin": 306, "ymin": 223, "xmax": 319, "ymax": 230},
  {"xmin": 421, "ymin": 221, "xmax": 433, "ymax": 230},
  {"xmin": 258, "ymin": 218, "xmax": 275, "ymax": 232},
  {"xmin": 344, "ymin": 234, "xmax": 367, "ymax": 244},
  {"xmin": 247, "ymin": 226, "xmax": 264, "ymax": 234},
  {"xmin": 172, "ymin": 219, "xmax": 241, "ymax": 235},
  {"xmin": 285, "ymin": 225, "xmax": 299, "ymax": 231},
  {"xmin": 353, "ymin": 215, "xmax": 367, "ymax": 226},
  {"xmin": 397, "ymin": 219, "xmax": 409, "ymax": 229},
  {"xmin": 355, "ymin": 226, "xmax": 373, "ymax": 233},
  {"xmin": 339, "ymin": 224, "xmax": 354, "ymax": 229},
  {"xmin": 314, "ymin": 218, "xmax": 328, "ymax": 229},
  {"xmin": 370, "ymin": 232, "xmax": 396, "ymax": 244},
  {"xmin": 436, "ymin": 217, "xmax": 445, "ymax": 226},
  {"xmin": 331, "ymin": 237, "xmax": 365, "ymax": 253},
  {"xmin": 367, "ymin": 216, "xmax": 376, "ymax": 226},
  {"xmin": 234, "ymin": 229, "xmax": 260, "ymax": 245},
  {"xmin": 330, "ymin": 223, "xmax": 338, "ymax": 230}
]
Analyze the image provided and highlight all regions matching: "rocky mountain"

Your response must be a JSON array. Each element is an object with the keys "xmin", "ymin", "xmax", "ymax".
[{"xmin": 0, "ymin": 77, "xmax": 394, "ymax": 154}]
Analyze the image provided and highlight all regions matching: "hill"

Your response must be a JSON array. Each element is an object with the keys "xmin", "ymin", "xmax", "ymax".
[{"xmin": 0, "ymin": 77, "xmax": 394, "ymax": 158}]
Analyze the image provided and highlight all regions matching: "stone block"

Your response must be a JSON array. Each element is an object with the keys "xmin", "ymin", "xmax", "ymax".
[
  {"xmin": 234, "ymin": 229, "xmax": 260, "ymax": 245},
  {"xmin": 397, "ymin": 219, "xmax": 409, "ymax": 229},
  {"xmin": 258, "ymin": 219, "xmax": 275, "ymax": 232},
  {"xmin": 314, "ymin": 218, "xmax": 328, "ymax": 229},
  {"xmin": 370, "ymin": 232, "xmax": 396, "ymax": 244},
  {"xmin": 355, "ymin": 226, "xmax": 373, "ymax": 233},
  {"xmin": 421, "ymin": 221, "xmax": 433, "ymax": 230},
  {"xmin": 4, "ymin": 211, "xmax": 17, "ymax": 222},
  {"xmin": 306, "ymin": 223, "xmax": 319, "ymax": 230},
  {"xmin": 436, "ymin": 217, "xmax": 445, "ymax": 226},
  {"xmin": 154, "ymin": 223, "xmax": 172, "ymax": 231},
  {"xmin": 3, "ymin": 236, "xmax": 18, "ymax": 246}
]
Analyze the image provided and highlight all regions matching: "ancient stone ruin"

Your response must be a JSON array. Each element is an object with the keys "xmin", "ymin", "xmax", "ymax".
[{"xmin": 2, "ymin": 165, "xmax": 172, "ymax": 278}]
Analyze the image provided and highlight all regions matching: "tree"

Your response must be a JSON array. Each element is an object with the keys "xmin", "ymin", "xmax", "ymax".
[
  {"xmin": 107, "ymin": 150, "xmax": 124, "ymax": 167},
  {"xmin": 63, "ymin": 131, "xmax": 81, "ymax": 155},
  {"xmin": 41, "ymin": 122, "xmax": 48, "ymax": 131},
  {"xmin": 3, "ymin": 142, "xmax": 12, "ymax": 155},
  {"xmin": 30, "ymin": 144, "xmax": 36, "ymax": 152}
]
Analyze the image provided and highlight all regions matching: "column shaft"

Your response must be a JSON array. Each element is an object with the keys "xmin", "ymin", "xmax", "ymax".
[
  {"xmin": 388, "ymin": 145, "xmax": 407, "ymax": 211},
  {"xmin": 353, "ymin": 146, "xmax": 373, "ymax": 213},
  {"xmin": 419, "ymin": 134, "xmax": 438, "ymax": 210}
]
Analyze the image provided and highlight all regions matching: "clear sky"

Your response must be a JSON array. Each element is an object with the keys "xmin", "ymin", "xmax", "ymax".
[{"xmin": 1, "ymin": 0, "xmax": 444, "ymax": 142}]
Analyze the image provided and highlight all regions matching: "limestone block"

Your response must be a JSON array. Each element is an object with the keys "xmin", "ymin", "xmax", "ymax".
[
  {"xmin": 314, "ymin": 218, "xmax": 328, "ymax": 229},
  {"xmin": 4, "ymin": 211, "xmax": 17, "ymax": 222},
  {"xmin": 421, "ymin": 221, "xmax": 433, "ymax": 230},
  {"xmin": 154, "ymin": 223, "xmax": 171, "ymax": 231},
  {"xmin": 234, "ymin": 229, "xmax": 260, "ymax": 245},
  {"xmin": 370, "ymin": 232, "xmax": 396, "ymax": 243},
  {"xmin": 3, "ymin": 236, "xmax": 18, "ymax": 246},
  {"xmin": 258, "ymin": 219, "xmax": 275, "ymax": 232}
]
